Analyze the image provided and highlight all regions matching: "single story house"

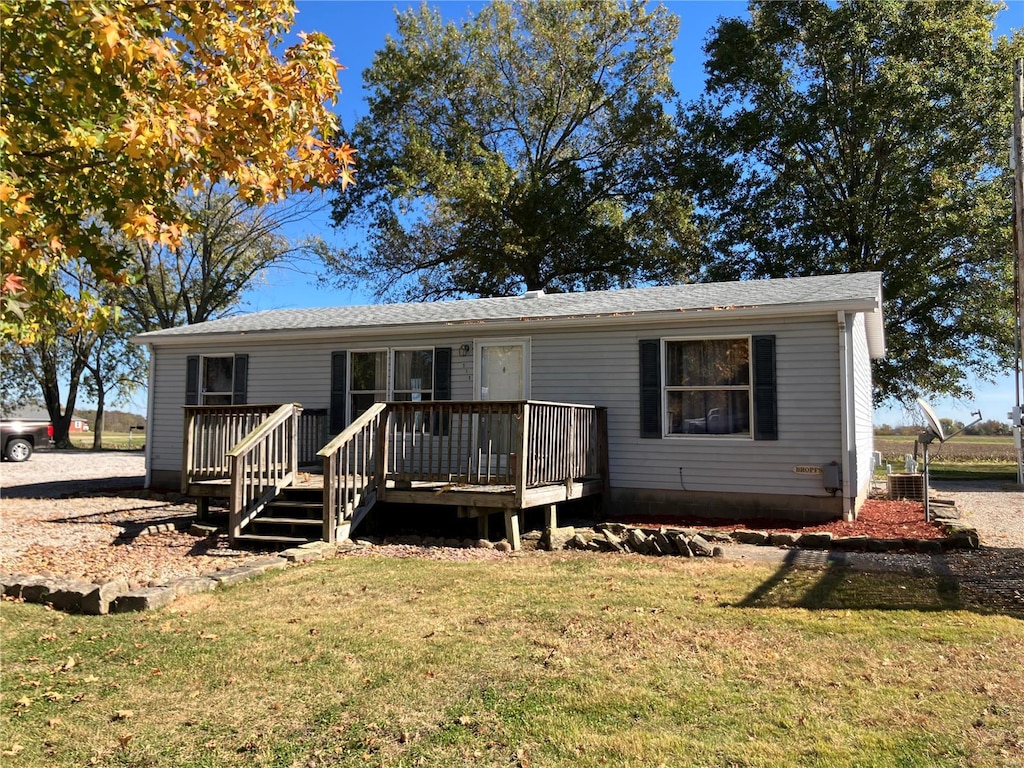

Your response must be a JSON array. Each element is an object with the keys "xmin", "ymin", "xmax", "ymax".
[{"xmin": 133, "ymin": 272, "xmax": 884, "ymax": 543}]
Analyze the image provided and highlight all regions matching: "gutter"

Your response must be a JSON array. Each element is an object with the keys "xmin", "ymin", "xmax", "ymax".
[{"xmin": 837, "ymin": 311, "xmax": 855, "ymax": 521}]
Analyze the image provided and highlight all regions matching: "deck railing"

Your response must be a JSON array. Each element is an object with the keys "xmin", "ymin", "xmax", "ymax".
[
  {"xmin": 298, "ymin": 408, "xmax": 329, "ymax": 465},
  {"xmin": 183, "ymin": 404, "xmax": 284, "ymax": 486},
  {"xmin": 317, "ymin": 402, "xmax": 386, "ymax": 543},
  {"xmin": 380, "ymin": 400, "xmax": 607, "ymax": 498},
  {"xmin": 225, "ymin": 403, "xmax": 302, "ymax": 539}
]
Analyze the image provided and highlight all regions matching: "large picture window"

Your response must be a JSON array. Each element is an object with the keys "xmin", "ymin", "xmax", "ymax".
[{"xmin": 664, "ymin": 338, "xmax": 751, "ymax": 437}]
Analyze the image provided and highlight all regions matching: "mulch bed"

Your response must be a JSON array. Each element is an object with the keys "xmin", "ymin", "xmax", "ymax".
[{"xmin": 618, "ymin": 499, "xmax": 943, "ymax": 540}]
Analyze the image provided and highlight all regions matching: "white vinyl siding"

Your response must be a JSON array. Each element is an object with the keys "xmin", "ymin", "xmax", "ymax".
[
  {"xmin": 851, "ymin": 312, "xmax": 875, "ymax": 503},
  {"xmin": 147, "ymin": 313, "xmax": 868, "ymax": 505}
]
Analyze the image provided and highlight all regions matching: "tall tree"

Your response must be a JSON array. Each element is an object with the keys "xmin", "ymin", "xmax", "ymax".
[
  {"xmin": 679, "ymin": 0, "xmax": 1023, "ymax": 404},
  {"xmin": 82, "ymin": 320, "xmax": 148, "ymax": 449},
  {"xmin": 121, "ymin": 187, "xmax": 332, "ymax": 331},
  {"xmin": 1, "ymin": 0, "xmax": 355, "ymax": 343},
  {"xmin": 328, "ymin": 0, "xmax": 698, "ymax": 301}
]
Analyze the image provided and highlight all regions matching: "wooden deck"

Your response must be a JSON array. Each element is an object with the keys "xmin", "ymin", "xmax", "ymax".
[{"xmin": 182, "ymin": 400, "xmax": 609, "ymax": 548}]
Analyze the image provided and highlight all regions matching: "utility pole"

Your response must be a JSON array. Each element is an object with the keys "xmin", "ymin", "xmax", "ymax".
[{"xmin": 1012, "ymin": 58, "xmax": 1024, "ymax": 485}]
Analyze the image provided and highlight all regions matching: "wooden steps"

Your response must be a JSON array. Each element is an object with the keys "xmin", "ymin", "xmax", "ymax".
[{"xmin": 242, "ymin": 486, "xmax": 325, "ymax": 544}]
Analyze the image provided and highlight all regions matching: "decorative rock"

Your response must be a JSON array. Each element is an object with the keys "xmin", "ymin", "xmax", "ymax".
[
  {"xmin": 688, "ymin": 534, "xmax": 714, "ymax": 557},
  {"xmin": 601, "ymin": 529, "xmax": 625, "ymax": 552},
  {"xmin": 82, "ymin": 580, "xmax": 127, "ymax": 616},
  {"xmin": 698, "ymin": 529, "xmax": 733, "ymax": 543},
  {"xmin": 20, "ymin": 577, "xmax": 56, "ymax": 603},
  {"xmin": 209, "ymin": 557, "xmax": 286, "ymax": 587},
  {"xmin": 172, "ymin": 576, "xmax": 217, "ymax": 597},
  {"xmin": 189, "ymin": 520, "xmax": 219, "ymax": 536},
  {"xmin": 112, "ymin": 586, "xmax": 177, "ymax": 613},
  {"xmin": 627, "ymin": 528, "xmax": 650, "ymax": 554},
  {"xmin": 653, "ymin": 532, "xmax": 675, "ymax": 554},
  {"xmin": 494, "ymin": 541, "xmax": 513, "ymax": 553},
  {"xmin": 915, "ymin": 539, "xmax": 943, "ymax": 553},
  {"xmin": 732, "ymin": 530, "xmax": 770, "ymax": 546},
  {"xmin": 301, "ymin": 541, "xmax": 338, "ymax": 557},
  {"xmin": 770, "ymin": 532, "xmax": 802, "ymax": 547},
  {"xmin": 647, "ymin": 536, "xmax": 665, "ymax": 556},
  {"xmin": 831, "ymin": 536, "xmax": 868, "ymax": 551},
  {"xmin": 799, "ymin": 532, "xmax": 834, "ymax": 549},
  {"xmin": 712, "ymin": 546, "xmax": 725, "ymax": 558},
  {"xmin": 541, "ymin": 526, "xmax": 576, "ymax": 551},
  {"xmin": 569, "ymin": 533, "xmax": 590, "ymax": 550},
  {"xmin": 945, "ymin": 528, "xmax": 980, "ymax": 549},
  {"xmin": 672, "ymin": 534, "xmax": 693, "ymax": 557},
  {"xmin": 443, "ymin": 538, "xmax": 462, "ymax": 548},
  {"xmin": 354, "ymin": 539, "xmax": 376, "ymax": 548},
  {"xmin": 475, "ymin": 538, "xmax": 496, "ymax": 550},
  {"xmin": 43, "ymin": 580, "xmax": 93, "ymax": 612},
  {"xmin": 282, "ymin": 547, "xmax": 323, "ymax": 563}
]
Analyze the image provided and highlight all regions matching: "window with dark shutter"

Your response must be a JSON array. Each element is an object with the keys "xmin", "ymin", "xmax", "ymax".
[
  {"xmin": 432, "ymin": 347, "xmax": 452, "ymax": 436},
  {"xmin": 639, "ymin": 340, "xmax": 662, "ymax": 438},
  {"xmin": 751, "ymin": 335, "xmax": 778, "ymax": 440},
  {"xmin": 232, "ymin": 354, "xmax": 248, "ymax": 405},
  {"xmin": 185, "ymin": 356, "xmax": 199, "ymax": 405},
  {"xmin": 329, "ymin": 351, "xmax": 347, "ymax": 433}
]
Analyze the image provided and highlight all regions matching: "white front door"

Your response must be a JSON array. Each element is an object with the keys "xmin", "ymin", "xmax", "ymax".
[{"xmin": 475, "ymin": 341, "xmax": 529, "ymax": 476}]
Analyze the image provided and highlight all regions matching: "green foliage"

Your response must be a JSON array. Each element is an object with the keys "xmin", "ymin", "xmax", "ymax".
[
  {"xmin": 329, "ymin": 0, "xmax": 699, "ymax": 300},
  {"xmin": 679, "ymin": 0, "xmax": 1023, "ymax": 405}
]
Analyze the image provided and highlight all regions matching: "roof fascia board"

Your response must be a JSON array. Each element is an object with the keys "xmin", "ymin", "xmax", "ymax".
[{"xmin": 134, "ymin": 297, "xmax": 881, "ymax": 348}]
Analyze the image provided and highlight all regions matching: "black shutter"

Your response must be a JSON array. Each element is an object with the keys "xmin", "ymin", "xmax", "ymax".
[
  {"xmin": 639, "ymin": 340, "xmax": 662, "ymax": 439},
  {"xmin": 433, "ymin": 347, "xmax": 452, "ymax": 400},
  {"xmin": 432, "ymin": 347, "xmax": 452, "ymax": 436},
  {"xmin": 232, "ymin": 354, "xmax": 248, "ymax": 405},
  {"xmin": 752, "ymin": 335, "xmax": 778, "ymax": 440},
  {"xmin": 185, "ymin": 356, "xmax": 200, "ymax": 405},
  {"xmin": 329, "ymin": 351, "xmax": 347, "ymax": 433}
]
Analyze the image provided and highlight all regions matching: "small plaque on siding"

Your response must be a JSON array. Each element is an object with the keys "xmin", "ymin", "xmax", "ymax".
[{"xmin": 793, "ymin": 465, "xmax": 823, "ymax": 475}]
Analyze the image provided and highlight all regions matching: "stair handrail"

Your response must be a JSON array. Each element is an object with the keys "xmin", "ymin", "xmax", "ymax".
[
  {"xmin": 226, "ymin": 402, "xmax": 303, "ymax": 541},
  {"xmin": 317, "ymin": 402, "xmax": 387, "ymax": 542}
]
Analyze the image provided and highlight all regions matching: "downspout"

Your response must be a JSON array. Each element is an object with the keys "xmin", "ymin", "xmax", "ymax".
[
  {"xmin": 836, "ymin": 312, "xmax": 854, "ymax": 521},
  {"xmin": 142, "ymin": 343, "xmax": 155, "ymax": 489}
]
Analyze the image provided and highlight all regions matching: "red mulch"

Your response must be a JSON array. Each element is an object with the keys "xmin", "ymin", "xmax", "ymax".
[{"xmin": 618, "ymin": 499, "xmax": 944, "ymax": 540}]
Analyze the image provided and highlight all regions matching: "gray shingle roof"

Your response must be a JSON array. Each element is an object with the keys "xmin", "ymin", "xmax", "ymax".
[{"xmin": 135, "ymin": 272, "xmax": 882, "ymax": 342}]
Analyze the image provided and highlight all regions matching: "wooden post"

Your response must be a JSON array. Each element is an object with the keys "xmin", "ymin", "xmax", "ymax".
[
  {"xmin": 181, "ymin": 408, "xmax": 196, "ymax": 494},
  {"xmin": 323, "ymin": 452, "xmax": 336, "ymax": 544},
  {"xmin": 504, "ymin": 509, "xmax": 521, "ymax": 551},
  {"xmin": 514, "ymin": 402, "xmax": 530, "ymax": 508},
  {"xmin": 375, "ymin": 406, "xmax": 389, "ymax": 502},
  {"xmin": 544, "ymin": 503, "xmax": 558, "ymax": 531},
  {"xmin": 228, "ymin": 454, "xmax": 242, "ymax": 544},
  {"xmin": 477, "ymin": 510, "xmax": 489, "ymax": 540}
]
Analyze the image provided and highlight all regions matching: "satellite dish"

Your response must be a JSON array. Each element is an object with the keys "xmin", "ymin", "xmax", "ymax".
[{"xmin": 916, "ymin": 398, "xmax": 945, "ymax": 443}]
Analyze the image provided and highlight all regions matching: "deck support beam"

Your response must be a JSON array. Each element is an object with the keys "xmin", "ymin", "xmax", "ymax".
[
  {"xmin": 544, "ymin": 504, "xmax": 557, "ymax": 530},
  {"xmin": 504, "ymin": 510, "xmax": 521, "ymax": 550},
  {"xmin": 477, "ymin": 510, "xmax": 490, "ymax": 540}
]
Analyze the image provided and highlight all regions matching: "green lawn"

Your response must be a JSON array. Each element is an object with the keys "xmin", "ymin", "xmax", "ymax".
[{"xmin": 3, "ymin": 553, "xmax": 1022, "ymax": 767}]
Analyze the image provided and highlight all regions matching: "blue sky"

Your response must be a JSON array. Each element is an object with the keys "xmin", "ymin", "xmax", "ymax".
[{"xmin": 119, "ymin": 0, "xmax": 1024, "ymax": 427}]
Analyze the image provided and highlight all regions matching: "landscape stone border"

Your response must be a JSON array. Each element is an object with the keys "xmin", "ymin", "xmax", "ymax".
[
  {"xmin": 0, "ymin": 541, "xmax": 352, "ymax": 616},
  {"xmin": 1, "ymin": 504, "xmax": 979, "ymax": 616}
]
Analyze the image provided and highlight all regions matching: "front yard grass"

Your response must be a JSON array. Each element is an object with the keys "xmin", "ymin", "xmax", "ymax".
[{"xmin": 3, "ymin": 553, "xmax": 1023, "ymax": 767}]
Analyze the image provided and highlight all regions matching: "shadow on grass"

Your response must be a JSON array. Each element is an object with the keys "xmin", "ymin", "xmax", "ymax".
[{"xmin": 731, "ymin": 549, "xmax": 1024, "ymax": 617}]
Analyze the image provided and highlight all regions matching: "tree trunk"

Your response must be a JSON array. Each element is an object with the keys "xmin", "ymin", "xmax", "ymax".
[{"xmin": 92, "ymin": 390, "xmax": 105, "ymax": 449}]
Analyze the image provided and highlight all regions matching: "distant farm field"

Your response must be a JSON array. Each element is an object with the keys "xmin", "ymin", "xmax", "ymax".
[{"xmin": 875, "ymin": 434, "xmax": 1016, "ymax": 463}]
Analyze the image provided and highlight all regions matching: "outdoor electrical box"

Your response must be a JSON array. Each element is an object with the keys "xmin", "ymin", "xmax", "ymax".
[{"xmin": 822, "ymin": 462, "xmax": 841, "ymax": 494}]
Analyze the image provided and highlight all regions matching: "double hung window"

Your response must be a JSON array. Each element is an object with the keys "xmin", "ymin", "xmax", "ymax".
[{"xmin": 664, "ymin": 338, "xmax": 751, "ymax": 437}]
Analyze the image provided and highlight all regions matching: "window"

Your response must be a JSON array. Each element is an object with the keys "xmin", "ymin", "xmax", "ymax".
[
  {"xmin": 202, "ymin": 356, "xmax": 234, "ymax": 405},
  {"xmin": 349, "ymin": 350, "xmax": 388, "ymax": 420},
  {"xmin": 664, "ymin": 338, "xmax": 751, "ymax": 437},
  {"xmin": 392, "ymin": 349, "xmax": 433, "ymax": 402},
  {"xmin": 185, "ymin": 354, "xmax": 248, "ymax": 406},
  {"xmin": 330, "ymin": 347, "xmax": 452, "ymax": 433}
]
